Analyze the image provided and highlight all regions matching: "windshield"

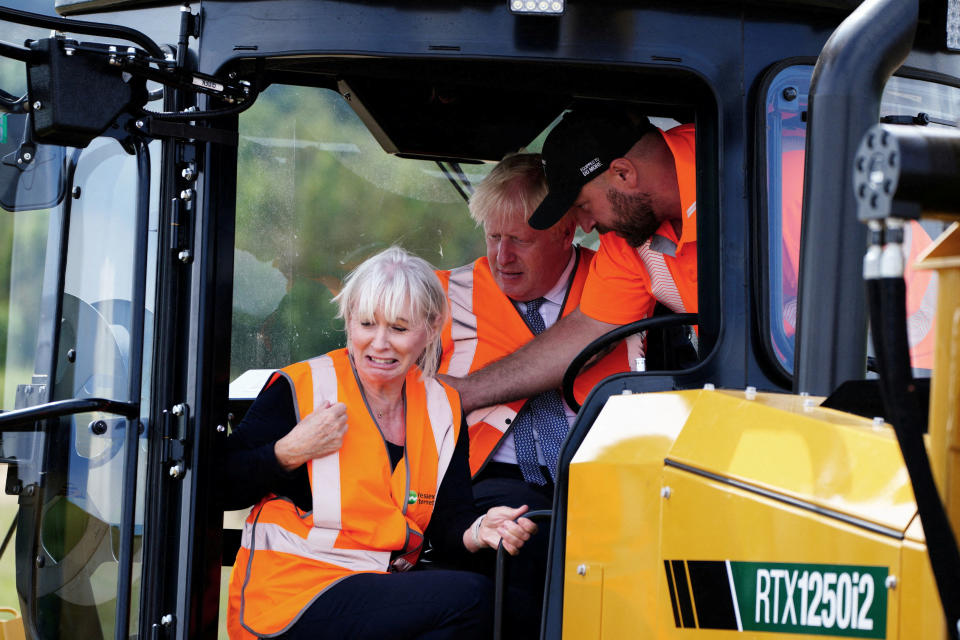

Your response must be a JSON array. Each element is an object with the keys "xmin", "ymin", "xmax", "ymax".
[{"xmin": 230, "ymin": 85, "xmax": 491, "ymax": 383}]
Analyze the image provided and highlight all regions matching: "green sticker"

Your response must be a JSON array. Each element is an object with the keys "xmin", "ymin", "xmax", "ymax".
[
  {"xmin": 730, "ymin": 561, "xmax": 888, "ymax": 638},
  {"xmin": 407, "ymin": 490, "xmax": 417, "ymax": 504},
  {"xmin": 0, "ymin": 114, "xmax": 7, "ymax": 145}
]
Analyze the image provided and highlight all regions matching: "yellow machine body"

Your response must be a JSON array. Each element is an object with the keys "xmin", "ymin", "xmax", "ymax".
[{"xmin": 563, "ymin": 389, "xmax": 942, "ymax": 639}]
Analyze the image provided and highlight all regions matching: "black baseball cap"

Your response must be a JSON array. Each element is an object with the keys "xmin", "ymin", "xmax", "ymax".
[{"xmin": 529, "ymin": 107, "xmax": 648, "ymax": 230}]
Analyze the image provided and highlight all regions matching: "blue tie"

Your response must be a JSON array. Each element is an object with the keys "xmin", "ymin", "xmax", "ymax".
[{"xmin": 512, "ymin": 298, "xmax": 570, "ymax": 486}]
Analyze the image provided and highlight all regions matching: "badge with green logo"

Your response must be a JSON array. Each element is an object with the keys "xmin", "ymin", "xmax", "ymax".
[
  {"xmin": 407, "ymin": 490, "xmax": 417, "ymax": 504},
  {"xmin": 0, "ymin": 114, "xmax": 7, "ymax": 144},
  {"xmin": 664, "ymin": 559, "xmax": 888, "ymax": 638}
]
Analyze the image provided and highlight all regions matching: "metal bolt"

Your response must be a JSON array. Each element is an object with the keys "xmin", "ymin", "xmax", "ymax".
[
  {"xmin": 181, "ymin": 166, "xmax": 196, "ymax": 181},
  {"xmin": 89, "ymin": 420, "xmax": 108, "ymax": 435},
  {"xmin": 180, "ymin": 188, "xmax": 194, "ymax": 201},
  {"xmin": 22, "ymin": 152, "xmax": 32, "ymax": 162},
  {"xmin": 661, "ymin": 486, "xmax": 672, "ymax": 499},
  {"xmin": 172, "ymin": 403, "xmax": 185, "ymax": 417},
  {"xmin": 32, "ymin": 101, "xmax": 41, "ymax": 111},
  {"xmin": 343, "ymin": 92, "xmax": 351, "ymax": 101},
  {"xmin": 782, "ymin": 86, "xmax": 798, "ymax": 101},
  {"xmin": 228, "ymin": 71, "xmax": 237, "ymax": 79},
  {"xmin": 216, "ymin": 424, "xmax": 226, "ymax": 433},
  {"xmin": 135, "ymin": 120, "xmax": 145, "ymax": 129},
  {"xmin": 161, "ymin": 614, "xmax": 174, "ymax": 627},
  {"xmin": 72, "ymin": 187, "xmax": 81, "ymax": 199},
  {"xmin": 873, "ymin": 416, "xmax": 885, "ymax": 427},
  {"xmin": 178, "ymin": 250, "xmax": 192, "ymax": 263},
  {"xmin": 169, "ymin": 463, "xmax": 184, "ymax": 479},
  {"xmin": 576, "ymin": 564, "xmax": 587, "ymax": 576},
  {"xmin": 885, "ymin": 575, "xmax": 897, "ymax": 589},
  {"xmin": 35, "ymin": 555, "xmax": 45, "ymax": 568},
  {"xmin": 66, "ymin": 348, "xmax": 76, "ymax": 363}
]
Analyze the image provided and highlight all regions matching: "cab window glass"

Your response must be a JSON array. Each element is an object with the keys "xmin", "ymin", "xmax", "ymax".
[
  {"xmin": 231, "ymin": 85, "xmax": 489, "ymax": 381},
  {"xmin": 764, "ymin": 65, "xmax": 956, "ymax": 375}
]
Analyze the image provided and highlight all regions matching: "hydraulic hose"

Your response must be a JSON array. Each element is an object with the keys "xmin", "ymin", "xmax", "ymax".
[{"xmin": 867, "ymin": 273, "xmax": 960, "ymax": 638}]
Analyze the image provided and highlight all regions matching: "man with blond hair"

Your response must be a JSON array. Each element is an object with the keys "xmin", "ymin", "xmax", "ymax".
[{"xmin": 437, "ymin": 153, "xmax": 627, "ymax": 639}]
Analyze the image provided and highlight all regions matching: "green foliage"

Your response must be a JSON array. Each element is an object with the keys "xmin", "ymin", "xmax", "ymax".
[{"xmin": 231, "ymin": 85, "xmax": 487, "ymax": 377}]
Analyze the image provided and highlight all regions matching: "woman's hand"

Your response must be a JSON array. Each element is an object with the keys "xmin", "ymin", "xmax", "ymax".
[
  {"xmin": 463, "ymin": 504, "xmax": 539, "ymax": 555},
  {"xmin": 274, "ymin": 401, "xmax": 348, "ymax": 471}
]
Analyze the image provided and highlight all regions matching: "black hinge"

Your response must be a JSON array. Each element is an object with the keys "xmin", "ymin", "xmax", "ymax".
[
  {"xmin": 161, "ymin": 403, "xmax": 188, "ymax": 480},
  {"xmin": 133, "ymin": 116, "xmax": 238, "ymax": 145}
]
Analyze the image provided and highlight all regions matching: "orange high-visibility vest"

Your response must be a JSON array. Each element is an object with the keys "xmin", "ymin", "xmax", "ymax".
[
  {"xmin": 226, "ymin": 348, "xmax": 461, "ymax": 639},
  {"xmin": 437, "ymin": 247, "xmax": 628, "ymax": 476}
]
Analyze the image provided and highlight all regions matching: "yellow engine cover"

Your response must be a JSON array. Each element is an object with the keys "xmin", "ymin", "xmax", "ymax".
[{"xmin": 562, "ymin": 389, "xmax": 942, "ymax": 639}]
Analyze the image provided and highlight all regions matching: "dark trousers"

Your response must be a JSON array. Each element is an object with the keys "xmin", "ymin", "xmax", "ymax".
[
  {"xmin": 278, "ymin": 568, "xmax": 492, "ymax": 640},
  {"xmin": 471, "ymin": 462, "xmax": 554, "ymax": 640}
]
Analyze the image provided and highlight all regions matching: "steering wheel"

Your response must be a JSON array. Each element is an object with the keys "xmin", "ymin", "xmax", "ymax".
[{"xmin": 562, "ymin": 313, "xmax": 698, "ymax": 412}]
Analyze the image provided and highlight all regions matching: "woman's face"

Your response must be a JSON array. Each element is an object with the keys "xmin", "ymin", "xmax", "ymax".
[{"xmin": 348, "ymin": 308, "xmax": 432, "ymax": 388}]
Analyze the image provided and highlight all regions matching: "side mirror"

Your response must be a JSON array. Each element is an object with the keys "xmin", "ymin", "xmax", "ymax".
[{"xmin": 0, "ymin": 112, "xmax": 67, "ymax": 212}]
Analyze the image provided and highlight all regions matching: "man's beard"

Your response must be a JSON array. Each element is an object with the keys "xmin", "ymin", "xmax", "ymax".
[{"xmin": 597, "ymin": 188, "xmax": 661, "ymax": 248}]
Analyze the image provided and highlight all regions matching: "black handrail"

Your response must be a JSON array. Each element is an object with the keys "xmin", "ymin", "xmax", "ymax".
[
  {"xmin": 494, "ymin": 509, "xmax": 552, "ymax": 640},
  {"xmin": 793, "ymin": 0, "xmax": 916, "ymax": 394},
  {"xmin": 0, "ymin": 397, "xmax": 138, "ymax": 430},
  {"xmin": 561, "ymin": 313, "xmax": 698, "ymax": 411}
]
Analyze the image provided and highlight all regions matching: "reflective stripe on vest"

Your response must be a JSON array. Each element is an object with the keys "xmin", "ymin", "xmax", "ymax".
[
  {"xmin": 446, "ymin": 263, "xmax": 482, "ymax": 382},
  {"xmin": 636, "ymin": 237, "xmax": 686, "ymax": 313},
  {"xmin": 229, "ymin": 349, "xmax": 460, "ymax": 638}
]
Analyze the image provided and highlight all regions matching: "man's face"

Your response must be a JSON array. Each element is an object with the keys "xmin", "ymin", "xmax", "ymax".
[
  {"xmin": 484, "ymin": 216, "xmax": 572, "ymax": 302},
  {"xmin": 571, "ymin": 176, "xmax": 662, "ymax": 248}
]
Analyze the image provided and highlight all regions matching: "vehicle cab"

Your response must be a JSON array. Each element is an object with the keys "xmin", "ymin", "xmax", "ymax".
[{"xmin": 0, "ymin": 0, "xmax": 957, "ymax": 637}]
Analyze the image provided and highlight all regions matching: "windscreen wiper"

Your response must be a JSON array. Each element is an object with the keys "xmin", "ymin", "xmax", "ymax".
[{"xmin": 881, "ymin": 111, "xmax": 958, "ymax": 127}]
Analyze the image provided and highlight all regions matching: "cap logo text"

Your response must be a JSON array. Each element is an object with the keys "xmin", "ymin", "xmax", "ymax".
[{"xmin": 580, "ymin": 158, "xmax": 602, "ymax": 176}]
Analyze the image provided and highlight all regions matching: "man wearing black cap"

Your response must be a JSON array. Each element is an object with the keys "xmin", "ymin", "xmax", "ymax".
[{"xmin": 443, "ymin": 106, "xmax": 697, "ymax": 415}]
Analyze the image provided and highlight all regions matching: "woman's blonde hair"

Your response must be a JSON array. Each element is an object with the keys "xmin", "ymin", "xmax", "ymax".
[{"xmin": 333, "ymin": 246, "xmax": 448, "ymax": 378}]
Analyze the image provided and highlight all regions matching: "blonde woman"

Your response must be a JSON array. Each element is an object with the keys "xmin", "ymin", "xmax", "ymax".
[{"xmin": 224, "ymin": 246, "xmax": 536, "ymax": 640}]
